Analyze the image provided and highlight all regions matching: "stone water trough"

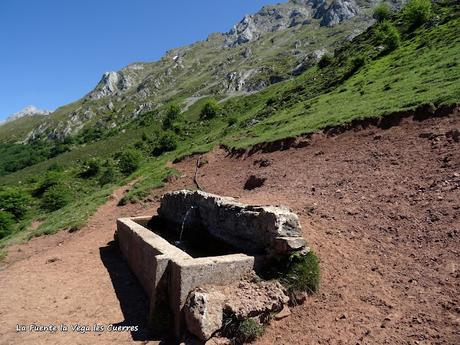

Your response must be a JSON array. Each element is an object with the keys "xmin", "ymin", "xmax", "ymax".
[{"xmin": 116, "ymin": 190, "xmax": 309, "ymax": 341}]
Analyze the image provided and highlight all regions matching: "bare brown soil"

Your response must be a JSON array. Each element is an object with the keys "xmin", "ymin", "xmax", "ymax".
[{"xmin": 0, "ymin": 111, "xmax": 459, "ymax": 345}]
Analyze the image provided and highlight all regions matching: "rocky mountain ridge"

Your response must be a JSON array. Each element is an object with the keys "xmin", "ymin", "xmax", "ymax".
[
  {"xmin": 1, "ymin": 106, "xmax": 51, "ymax": 126},
  {"xmin": 223, "ymin": 0, "xmax": 362, "ymax": 46},
  {"xmin": 0, "ymin": 0, "xmax": 406, "ymax": 143}
]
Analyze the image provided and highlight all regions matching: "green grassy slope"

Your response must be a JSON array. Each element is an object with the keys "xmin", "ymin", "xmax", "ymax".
[
  {"xmin": 0, "ymin": 0, "xmax": 459, "ymax": 254},
  {"xmin": 223, "ymin": 14, "xmax": 460, "ymax": 147}
]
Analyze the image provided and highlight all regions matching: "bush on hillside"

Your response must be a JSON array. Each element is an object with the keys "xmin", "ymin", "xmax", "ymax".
[
  {"xmin": 98, "ymin": 165, "xmax": 117, "ymax": 186},
  {"xmin": 151, "ymin": 132, "xmax": 178, "ymax": 157},
  {"xmin": 116, "ymin": 149, "xmax": 142, "ymax": 175},
  {"xmin": 227, "ymin": 116, "xmax": 238, "ymax": 126},
  {"xmin": 403, "ymin": 0, "xmax": 432, "ymax": 29},
  {"xmin": 47, "ymin": 162, "xmax": 64, "ymax": 172},
  {"xmin": 375, "ymin": 20, "xmax": 401, "ymax": 52},
  {"xmin": 41, "ymin": 185, "xmax": 72, "ymax": 212},
  {"xmin": 200, "ymin": 100, "xmax": 221, "ymax": 120},
  {"xmin": 163, "ymin": 103, "xmax": 181, "ymax": 129},
  {"xmin": 33, "ymin": 171, "xmax": 63, "ymax": 197},
  {"xmin": 373, "ymin": 3, "xmax": 392, "ymax": 22},
  {"xmin": 318, "ymin": 53, "xmax": 333, "ymax": 69},
  {"xmin": 137, "ymin": 110, "xmax": 158, "ymax": 127},
  {"xmin": 0, "ymin": 211, "xmax": 14, "ymax": 239},
  {"xmin": 351, "ymin": 55, "xmax": 367, "ymax": 73},
  {"xmin": 0, "ymin": 188, "xmax": 31, "ymax": 220},
  {"xmin": 79, "ymin": 158, "xmax": 101, "ymax": 178}
]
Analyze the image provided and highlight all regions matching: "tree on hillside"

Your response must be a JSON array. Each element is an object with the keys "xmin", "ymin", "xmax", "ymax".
[
  {"xmin": 116, "ymin": 149, "xmax": 142, "ymax": 175},
  {"xmin": 403, "ymin": 0, "xmax": 432, "ymax": 29},
  {"xmin": 373, "ymin": 3, "xmax": 392, "ymax": 22},
  {"xmin": 41, "ymin": 185, "xmax": 72, "ymax": 212},
  {"xmin": 0, "ymin": 211, "xmax": 14, "ymax": 239},
  {"xmin": 163, "ymin": 103, "xmax": 181, "ymax": 129},
  {"xmin": 200, "ymin": 100, "xmax": 221, "ymax": 120},
  {"xmin": 375, "ymin": 20, "xmax": 401, "ymax": 52},
  {"xmin": 0, "ymin": 188, "xmax": 31, "ymax": 220}
]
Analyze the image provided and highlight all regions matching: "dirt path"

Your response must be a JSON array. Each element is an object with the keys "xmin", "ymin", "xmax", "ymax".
[
  {"xmin": 0, "ymin": 112, "xmax": 459, "ymax": 345},
  {"xmin": 0, "ymin": 184, "xmax": 164, "ymax": 345}
]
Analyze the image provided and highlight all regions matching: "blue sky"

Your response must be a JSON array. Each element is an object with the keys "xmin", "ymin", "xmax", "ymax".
[{"xmin": 0, "ymin": 0, "xmax": 280, "ymax": 120}]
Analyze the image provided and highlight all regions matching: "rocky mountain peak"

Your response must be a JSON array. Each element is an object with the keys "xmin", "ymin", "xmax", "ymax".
[
  {"xmin": 317, "ymin": 0, "xmax": 360, "ymax": 27},
  {"xmin": 224, "ymin": 0, "xmax": 363, "ymax": 46},
  {"xmin": 86, "ymin": 71, "xmax": 134, "ymax": 100},
  {"xmin": 1, "ymin": 106, "xmax": 51, "ymax": 125}
]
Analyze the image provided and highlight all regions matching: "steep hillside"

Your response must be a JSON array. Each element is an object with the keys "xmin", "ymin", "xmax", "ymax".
[
  {"xmin": 0, "ymin": 0, "xmax": 404, "ymax": 144},
  {"xmin": 0, "ymin": 0, "xmax": 458, "ymax": 255}
]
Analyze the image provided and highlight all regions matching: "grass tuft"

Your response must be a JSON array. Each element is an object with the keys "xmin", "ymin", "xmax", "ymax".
[
  {"xmin": 280, "ymin": 251, "xmax": 320, "ymax": 295},
  {"xmin": 222, "ymin": 313, "xmax": 265, "ymax": 344}
]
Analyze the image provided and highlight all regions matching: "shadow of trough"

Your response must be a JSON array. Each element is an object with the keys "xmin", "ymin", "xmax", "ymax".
[{"xmin": 99, "ymin": 241, "xmax": 160, "ymax": 342}]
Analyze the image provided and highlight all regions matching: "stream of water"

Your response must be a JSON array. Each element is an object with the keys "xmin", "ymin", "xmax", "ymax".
[{"xmin": 177, "ymin": 206, "xmax": 196, "ymax": 244}]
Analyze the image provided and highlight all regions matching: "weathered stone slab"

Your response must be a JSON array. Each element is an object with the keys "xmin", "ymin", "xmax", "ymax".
[
  {"xmin": 222, "ymin": 280, "xmax": 289, "ymax": 319},
  {"xmin": 158, "ymin": 190, "xmax": 306, "ymax": 255}
]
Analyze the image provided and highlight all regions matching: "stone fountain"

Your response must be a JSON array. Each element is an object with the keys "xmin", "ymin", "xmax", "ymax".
[{"xmin": 116, "ymin": 190, "xmax": 309, "ymax": 341}]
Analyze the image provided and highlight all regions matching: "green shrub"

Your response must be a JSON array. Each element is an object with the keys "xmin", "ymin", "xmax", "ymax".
[
  {"xmin": 403, "ymin": 0, "xmax": 432, "ymax": 29},
  {"xmin": 373, "ymin": 3, "xmax": 391, "ymax": 22},
  {"xmin": 41, "ymin": 185, "xmax": 72, "ymax": 212},
  {"xmin": 98, "ymin": 165, "xmax": 117, "ymax": 186},
  {"xmin": 116, "ymin": 149, "xmax": 142, "ymax": 175},
  {"xmin": 163, "ymin": 103, "xmax": 181, "ymax": 129},
  {"xmin": 151, "ymin": 132, "xmax": 178, "ymax": 156},
  {"xmin": 236, "ymin": 318, "xmax": 264, "ymax": 343},
  {"xmin": 200, "ymin": 99, "xmax": 221, "ymax": 120},
  {"xmin": 33, "ymin": 171, "xmax": 63, "ymax": 197},
  {"xmin": 79, "ymin": 158, "xmax": 101, "ymax": 178},
  {"xmin": 318, "ymin": 53, "xmax": 333, "ymax": 68},
  {"xmin": 351, "ymin": 55, "xmax": 367, "ymax": 73},
  {"xmin": 227, "ymin": 116, "xmax": 238, "ymax": 126},
  {"xmin": 0, "ymin": 210, "xmax": 14, "ymax": 239},
  {"xmin": 266, "ymin": 96, "xmax": 279, "ymax": 106},
  {"xmin": 0, "ymin": 188, "xmax": 31, "ymax": 220},
  {"xmin": 374, "ymin": 20, "xmax": 401, "ymax": 52},
  {"xmin": 281, "ymin": 251, "xmax": 320, "ymax": 294},
  {"xmin": 47, "ymin": 162, "xmax": 64, "ymax": 172},
  {"xmin": 134, "ymin": 140, "xmax": 147, "ymax": 151}
]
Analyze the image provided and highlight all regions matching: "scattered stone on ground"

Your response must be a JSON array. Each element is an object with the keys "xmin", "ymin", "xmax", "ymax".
[
  {"xmin": 184, "ymin": 288, "xmax": 226, "ymax": 341},
  {"xmin": 274, "ymin": 305, "xmax": 292, "ymax": 320}
]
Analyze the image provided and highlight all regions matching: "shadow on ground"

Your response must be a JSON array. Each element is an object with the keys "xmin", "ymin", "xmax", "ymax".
[{"xmin": 99, "ymin": 240, "xmax": 159, "ymax": 342}]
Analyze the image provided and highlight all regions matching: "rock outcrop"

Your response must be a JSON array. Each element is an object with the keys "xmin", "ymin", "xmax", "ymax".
[
  {"xmin": 292, "ymin": 48, "xmax": 328, "ymax": 75},
  {"xmin": 319, "ymin": 0, "xmax": 360, "ymax": 27},
  {"xmin": 223, "ymin": 0, "xmax": 363, "ymax": 46},
  {"xmin": 157, "ymin": 190, "xmax": 308, "ymax": 255},
  {"xmin": 184, "ymin": 280, "xmax": 290, "ymax": 342},
  {"xmin": 224, "ymin": 1, "xmax": 314, "ymax": 46},
  {"xmin": 86, "ymin": 71, "xmax": 134, "ymax": 100}
]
